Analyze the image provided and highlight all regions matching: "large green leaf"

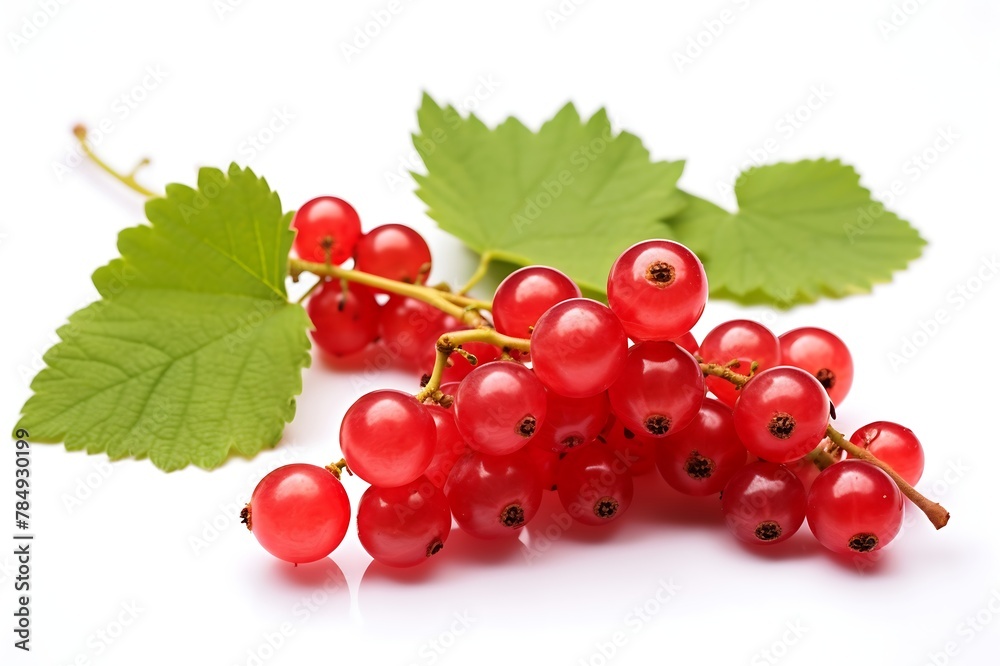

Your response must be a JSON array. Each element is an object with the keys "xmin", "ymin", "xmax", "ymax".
[
  {"xmin": 669, "ymin": 160, "xmax": 926, "ymax": 305},
  {"xmin": 16, "ymin": 165, "xmax": 311, "ymax": 471},
  {"xmin": 412, "ymin": 94, "xmax": 685, "ymax": 293}
]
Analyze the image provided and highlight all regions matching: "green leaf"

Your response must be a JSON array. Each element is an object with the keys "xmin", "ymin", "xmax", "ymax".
[
  {"xmin": 668, "ymin": 159, "xmax": 926, "ymax": 306},
  {"xmin": 411, "ymin": 94, "xmax": 686, "ymax": 293},
  {"xmin": 16, "ymin": 165, "xmax": 310, "ymax": 471}
]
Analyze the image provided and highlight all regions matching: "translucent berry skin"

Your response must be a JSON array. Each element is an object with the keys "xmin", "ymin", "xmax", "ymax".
[
  {"xmin": 607, "ymin": 341, "xmax": 705, "ymax": 438},
  {"xmin": 556, "ymin": 443, "xmax": 634, "ymax": 526},
  {"xmin": 606, "ymin": 239, "xmax": 708, "ymax": 341},
  {"xmin": 378, "ymin": 296, "xmax": 447, "ymax": 369},
  {"xmin": 247, "ymin": 464, "xmax": 350, "ymax": 564},
  {"xmin": 423, "ymin": 405, "xmax": 469, "ymax": 488},
  {"xmin": 733, "ymin": 367, "xmax": 831, "ymax": 463},
  {"xmin": 340, "ymin": 390, "xmax": 436, "ymax": 487},
  {"xmin": 357, "ymin": 476, "xmax": 452, "ymax": 567},
  {"xmin": 722, "ymin": 462, "xmax": 806, "ymax": 545},
  {"xmin": 306, "ymin": 280, "xmax": 380, "ymax": 357},
  {"xmin": 671, "ymin": 331, "xmax": 699, "ymax": 355},
  {"xmin": 698, "ymin": 320, "xmax": 782, "ymax": 407},
  {"xmin": 656, "ymin": 399, "xmax": 747, "ymax": 496},
  {"xmin": 493, "ymin": 266, "xmax": 581, "ymax": 338},
  {"xmin": 531, "ymin": 299, "xmax": 628, "ymax": 398},
  {"xmin": 779, "ymin": 327, "xmax": 854, "ymax": 406},
  {"xmin": 354, "ymin": 224, "xmax": 432, "ymax": 288},
  {"xmin": 533, "ymin": 390, "xmax": 610, "ymax": 452},
  {"xmin": 445, "ymin": 449, "xmax": 542, "ymax": 538},
  {"xmin": 441, "ymin": 341, "xmax": 502, "ymax": 383},
  {"xmin": 603, "ymin": 420, "xmax": 657, "ymax": 475},
  {"xmin": 292, "ymin": 196, "xmax": 362, "ymax": 264},
  {"xmin": 454, "ymin": 362, "xmax": 548, "ymax": 455},
  {"xmin": 849, "ymin": 422, "xmax": 924, "ymax": 485},
  {"xmin": 785, "ymin": 453, "xmax": 823, "ymax": 491},
  {"xmin": 807, "ymin": 460, "xmax": 904, "ymax": 555},
  {"xmin": 525, "ymin": 442, "xmax": 561, "ymax": 491}
]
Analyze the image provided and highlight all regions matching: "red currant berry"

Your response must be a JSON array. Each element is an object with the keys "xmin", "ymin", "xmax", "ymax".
[
  {"xmin": 244, "ymin": 464, "xmax": 350, "ymax": 564},
  {"xmin": 698, "ymin": 320, "xmax": 781, "ymax": 407},
  {"xmin": 807, "ymin": 460, "xmax": 904, "ymax": 555},
  {"xmin": 608, "ymin": 341, "xmax": 705, "ymax": 438},
  {"xmin": 445, "ymin": 449, "xmax": 542, "ymax": 538},
  {"xmin": 656, "ymin": 399, "xmax": 747, "ymax": 496},
  {"xmin": 354, "ymin": 224, "xmax": 431, "ymax": 288},
  {"xmin": 357, "ymin": 476, "xmax": 452, "ymax": 567},
  {"xmin": 306, "ymin": 280, "xmax": 380, "ymax": 357},
  {"xmin": 722, "ymin": 462, "xmax": 806, "ymax": 545},
  {"xmin": 733, "ymin": 367, "xmax": 830, "ymax": 463},
  {"xmin": 493, "ymin": 266, "xmax": 581, "ymax": 338},
  {"xmin": 340, "ymin": 390, "xmax": 435, "ymax": 487},
  {"xmin": 607, "ymin": 239, "xmax": 708, "ymax": 341},
  {"xmin": 292, "ymin": 196, "xmax": 362, "ymax": 264},
  {"xmin": 531, "ymin": 298, "xmax": 628, "ymax": 398},
  {"xmin": 779, "ymin": 327, "xmax": 854, "ymax": 406},
  {"xmin": 848, "ymin": 422, "xmax": 924, "ymax": 486},
  {"xmin": 454, "ymin": 362, "xmax": 547, "ymax": 455},
  {"xmin": 556, "ymin": 443, "xmax": 634, "ymax": 526}
]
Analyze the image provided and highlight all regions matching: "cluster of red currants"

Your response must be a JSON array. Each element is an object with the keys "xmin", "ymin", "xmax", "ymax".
[{"xmin": 243, "ymin": 201, "xmax": 927, "ymax": 569}]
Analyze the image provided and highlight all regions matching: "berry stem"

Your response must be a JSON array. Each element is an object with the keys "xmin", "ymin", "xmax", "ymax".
[
  {"xmin": 72, "ymin": 125, "xmax": 160, "ymax": 198},
  {"xmin": 805, "ymin": 442, "xmax": 839, "ymax": 470},
  {"xmin": 457, "ymin": 251, "xmax": 494, "ymax": 295},
  {"xmin": 436, "ymin": 291, "xmax": 494, "ymax": 312},
  {"xmin": 289, "ymin": 258, "xmax": 487, "ymax": 328},
  {"xmin": 415, "ymin": 328, "xmax": 531, "ymax": 402},
  {"xmin": 700, "ymin": 362, "xmax": 950, "ymax": 529},
  {"xmin": 324, "ymin": 458, "xmax": 351, "ymax": 480}
]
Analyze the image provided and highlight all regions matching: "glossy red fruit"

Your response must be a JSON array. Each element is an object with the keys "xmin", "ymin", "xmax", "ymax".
[
  {"xmin": 733, "ymin": 367, "xmax": 831, "ymax": 463},
  {"xmin": 531, "ymin": 299, "xmax": 628, "ymax": 398},
  {"xmin": 340, "ymin": 390, "xmax": 436, "ymax": 487},
  {"xmin": 698, "ymin": 320, "xmax": 782, "ymax": 407},
  {"xmin": 656, "ymin": 399, "xmax": 747, "ymax": 496},
  {"xmin": 779, "ymin": 327, "xmax": 854, "ymax": 406},
  {"xmin": 307, "ymin": 280, "xmax": 380, "ymax": 357},
  {"xmin": 292, "ymin": 196, "xmax": 362, "ymax": 264},
  {"xmin": 532, "ymin": 390, "xmax": 610, "ymax": 452},
  {"xmin": 722, "ymin": 462, "xmax": 807, "ymax": 545},
  {"xmin": 354, "ymin": 224, "xmax": 431, "ymax": 288},
  {"xmin": 607, "ymin": 240, "xmax": 708, "ymax": 341},
  {"xmin": 378, "ymin": 296, "xmax": 448, "ymax": 369},
  {"xmin": 445, "ymin": 449, "xmax": 542, "ymax": 538},
  {"xmin": 607, "ymin": 341, "xmax": 705, "ymax": 438},
  {"xmin": 849, "ymin": 422, "xmax": 924, "ymax": 486},
  {"xmin": 556, "ymin": 443, "xmax": 634, "ymax": 526},
  {"xmin": 454, "ymin": 362, "xmax": 547, "ymax": 455},
  {"xmin": 493, "ymin": 266, "xmax": 581, "ymax": 338},
  {"xmin": 357, "ymin": 476, "xmax": 452, "ymax": 567},
  {"xmin": 671, "ymin": 331, "xmax": 699, "ymax": 355},
  {"xmin": 246, "ymin": 464, "xmax": 350, "ymax": 564},
  {"xmin": 807, "ymin": 460, "xmax": 904, "ymax": 555}
]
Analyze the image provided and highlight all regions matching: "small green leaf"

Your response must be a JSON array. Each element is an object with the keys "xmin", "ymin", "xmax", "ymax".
[
  {"xmin": 16, "ymin": 165, "xmax": 311, "ymax": 471},
  {"xmin": 669, "ymin": 159, "xmax": 926, "ymax": 306},
  {"xmin": 412, "ymin": 94, "xmax": 685, "ymax": 293}
]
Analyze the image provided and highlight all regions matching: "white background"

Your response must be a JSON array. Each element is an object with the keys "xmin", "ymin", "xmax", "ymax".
[{"xmin": 2, "ymin": 1, "xmax": 999, "ymax": 664}]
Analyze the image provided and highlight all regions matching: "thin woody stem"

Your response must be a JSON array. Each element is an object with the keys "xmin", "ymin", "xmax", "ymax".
[
  {"xmin": 289, "ymin": 258, "xmax": 487, "ymax": 328},
  {"xmin": 73, "ymin": 125, "xmax": 159, "ymax": 198},
  {"xmin": 415, "ymin": 329, "xmax": 530, "ymax": 402}
]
